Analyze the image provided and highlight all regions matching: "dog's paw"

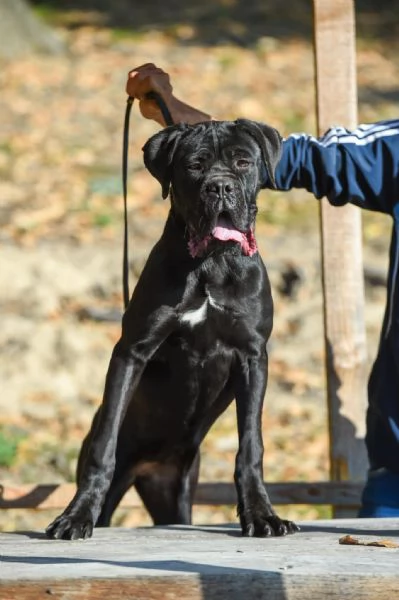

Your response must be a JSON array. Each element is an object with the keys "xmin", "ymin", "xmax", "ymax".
[
  {"xmin": 240, "ymin": 511, "xmax": 300, "ymax": 537},
  {"xmin": 46, "ymin": 510, "xmax": 94, "ymax": 541}
]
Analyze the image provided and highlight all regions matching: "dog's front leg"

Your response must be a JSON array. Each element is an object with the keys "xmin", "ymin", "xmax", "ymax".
[
  {"xmin": 46, "ymin": 311, "xmax": 175, "ymax": 540},
  {"xmin": 234, "ymin": 352, "xmax": 299, "ymax": 537}
]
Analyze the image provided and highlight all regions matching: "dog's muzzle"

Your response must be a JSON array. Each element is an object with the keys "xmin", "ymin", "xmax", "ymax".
[{"xmin": 188, "ymin": 182, "xmax": 257, "ymax": 259}]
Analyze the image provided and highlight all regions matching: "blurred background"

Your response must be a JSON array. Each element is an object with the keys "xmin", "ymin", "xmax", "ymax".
[{"xmin": 0, "ymin": 0, "xmax": 398, "ymax": 531}]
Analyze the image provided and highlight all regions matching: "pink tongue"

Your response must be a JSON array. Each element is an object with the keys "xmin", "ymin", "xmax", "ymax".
[
  {"xmin": 188, "ymin": 217, "xmax": 258, "ymax": 258},
  {"xmin": 212, "ymin": 225, "xmax": 246, "ymax": 244},
  {"xmin": 212, "ymin": 216, "xmax": 245, "ymax": 244}
]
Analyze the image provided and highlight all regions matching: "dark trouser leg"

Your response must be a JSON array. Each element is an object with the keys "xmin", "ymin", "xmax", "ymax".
[{"xmin": 360, "ymin": 224, "xmax": 399, "ymax": 516}]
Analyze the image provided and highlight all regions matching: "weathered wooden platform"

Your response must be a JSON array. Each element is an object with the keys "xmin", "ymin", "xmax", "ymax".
[{"xmin": 1, "ymin": 519, "xmax": 398, "ymax": 599}]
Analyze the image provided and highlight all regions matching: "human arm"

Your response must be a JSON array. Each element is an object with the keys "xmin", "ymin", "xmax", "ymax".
[
  {"xmin": 273, "ymin": 121, "xmax": 399, "ymax": 215},
  {"xmin": 126, "ymin": 66, "xmax": 399, "ymax": 215}
]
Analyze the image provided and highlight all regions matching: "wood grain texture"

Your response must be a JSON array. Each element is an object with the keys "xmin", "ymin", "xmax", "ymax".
[
  {"xmin": 1, "ymin": 520, "xmax": 398, "ymax": 599},
  {"xmin": 313, "ymin": 0, "xmax": 369, "ymax": 517},
  {"xmin": 0, "ymin": 481, "xmax": 363, "ymax": 510}
]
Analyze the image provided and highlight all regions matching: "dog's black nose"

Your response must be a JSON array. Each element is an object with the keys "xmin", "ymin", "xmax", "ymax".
[{"xmin": 205, "ymin": 179, "xmax": 233, "ymax": 198}]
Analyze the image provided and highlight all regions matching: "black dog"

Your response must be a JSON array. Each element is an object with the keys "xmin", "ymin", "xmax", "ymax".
[{"xmin": 46, "ymin": 119, "xmax": 299, "ymax": 540}]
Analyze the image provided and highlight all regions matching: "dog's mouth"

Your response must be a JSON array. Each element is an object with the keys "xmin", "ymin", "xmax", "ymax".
[{"xmin": 188, "ymin": 213, "xmax": 257, "ymax": 258}]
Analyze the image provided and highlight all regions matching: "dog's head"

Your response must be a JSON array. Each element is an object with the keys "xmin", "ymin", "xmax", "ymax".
[{"xmin": 143, "ymin": 119, "xmax": 282, "ymax": 257}]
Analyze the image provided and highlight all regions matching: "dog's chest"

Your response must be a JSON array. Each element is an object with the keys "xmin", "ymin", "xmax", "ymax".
[
  {"xmin": 180, "ymin": 291, "xmax": 224, "ymax": 327},
  {"xmin": 176, "ymin": 258, "xmax": 265, "ymax": 342}
]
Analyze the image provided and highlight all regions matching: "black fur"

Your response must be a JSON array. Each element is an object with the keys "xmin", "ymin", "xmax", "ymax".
[{"xmin": 46, "ymin": 120, "xmax": 299, "ymax": 540}]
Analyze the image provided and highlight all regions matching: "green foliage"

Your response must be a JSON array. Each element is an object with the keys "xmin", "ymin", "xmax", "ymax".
[
  {"xmin": 111, "ymin": 28, "xmax": 147, "ymax": 42},
  {"xmin": 89, "ymin": 175, "xmax": 122, "ymax": 197},
  {"xmin": 0, "ymin": 141, "xmax": 13, "ymax": 155},
  {"xmin": 31, "ymin": 3, "xmax": 66, "ymax": 26},
  {"xmin": 92, "ymin": 211, "xmax": 114, "ymax": 228},
  {"xmin": 0, "ymin": 428, "xmax": 25, "ymax": 468}
]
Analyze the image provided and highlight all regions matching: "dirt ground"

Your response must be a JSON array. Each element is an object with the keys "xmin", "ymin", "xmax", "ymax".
[{"xmin": 0, "ymin": 4, "xmax": 398, "ymax": 530}]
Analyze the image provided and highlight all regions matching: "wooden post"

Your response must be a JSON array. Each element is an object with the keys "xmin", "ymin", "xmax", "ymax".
[{"xmin": 313, "ymin": 0, "xmax": 369, "ymax": 516}]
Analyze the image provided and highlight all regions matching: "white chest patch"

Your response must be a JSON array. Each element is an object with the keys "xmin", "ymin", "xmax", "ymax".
[
  {"xmin": 180, "ymin": 293, "xmax": 225, "ymax": 328},
  {"xmin": 180, "ymin": 299, "xmax": 208, "ymax": 327}
]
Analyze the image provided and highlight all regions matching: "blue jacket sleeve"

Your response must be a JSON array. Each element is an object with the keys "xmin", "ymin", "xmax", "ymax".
[{"xmin": 273, "ymin": 120, "xmax": 399, "ymax": 216}]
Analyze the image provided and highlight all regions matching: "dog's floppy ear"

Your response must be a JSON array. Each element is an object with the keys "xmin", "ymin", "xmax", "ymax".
[
  {"xmin": 235, "ymin": 119, "xmax": 282, "ymax": 189},
  {"xmin": 142, "ymin": 124, "xmax": 191, "ymax": 199}
]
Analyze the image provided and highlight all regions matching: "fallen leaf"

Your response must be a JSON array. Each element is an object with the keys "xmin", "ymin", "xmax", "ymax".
[{"xmin": 339, "ymin": 534, "xmax": 399, "ymax": 548}]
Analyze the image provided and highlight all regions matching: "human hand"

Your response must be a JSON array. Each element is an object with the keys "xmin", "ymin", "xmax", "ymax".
[
  {"xmin": 126, "ymin": 63, "xmax": 174, "ymax": 125},
  {"xmin": 126, "ymin": 63, "xmax": 212, "ymax": 126}
]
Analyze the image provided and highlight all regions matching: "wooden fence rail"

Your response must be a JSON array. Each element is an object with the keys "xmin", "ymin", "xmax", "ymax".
[{"xmin": 0, "ymin": 481, "xmax": 363, "ymax": 511}]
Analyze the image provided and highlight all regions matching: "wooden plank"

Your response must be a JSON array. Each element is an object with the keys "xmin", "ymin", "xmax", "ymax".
[
  {"xmin": 0, "ymin": 481, "xmax": 363, "ymax": 510},
  {"xmin": 1, "ymin": 520, "xmax": 399, "ymax": 599},
  {"xmin": 313, "ymin": 0, "xmax": 369, "ymax": 517}
]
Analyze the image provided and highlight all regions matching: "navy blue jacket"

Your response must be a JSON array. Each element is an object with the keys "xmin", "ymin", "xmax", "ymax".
[
  {"xmin": 272, "ymin": 119, "xmax": 399, "ymax": 472},
  {"xmin": 275, "ymin": 120, "xmax": 399, "ymax": 216}
]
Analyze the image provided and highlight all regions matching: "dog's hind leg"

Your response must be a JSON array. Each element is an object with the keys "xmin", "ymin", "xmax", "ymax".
[{"xmin": 134, "ymin": 450, "xmax": 200, "ymax": 525}]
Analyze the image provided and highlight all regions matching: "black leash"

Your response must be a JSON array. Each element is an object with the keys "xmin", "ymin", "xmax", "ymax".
[{"xmin": 122, "ymin": 91, "xmax": 174, "ymax": 310}]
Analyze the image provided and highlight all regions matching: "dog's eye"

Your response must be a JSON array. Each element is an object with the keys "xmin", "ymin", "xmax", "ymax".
[
  {"xmin": 188, "ymin": 162, "xmax": 203, "ymax": 172},
  {"xmin": 235, "ymin": 159, "xmax": 251, "ymax": 169}
]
